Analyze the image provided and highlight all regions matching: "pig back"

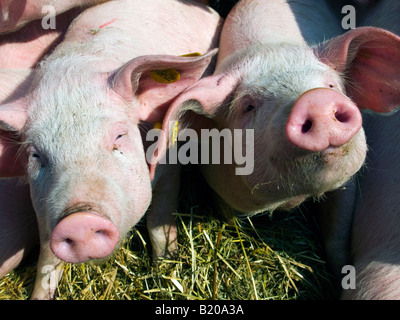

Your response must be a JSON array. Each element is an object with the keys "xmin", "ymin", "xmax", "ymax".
[
  {"xmin": 351, "ymin": 0, "xmax": 400, "ymax": 279},
  {"xmin": 217, "ymin": 0, "xmax": 343, "ymax": 64},
  {"xmin": 58, "ymin": 0, "xmax": 223, "ymax": 67}
]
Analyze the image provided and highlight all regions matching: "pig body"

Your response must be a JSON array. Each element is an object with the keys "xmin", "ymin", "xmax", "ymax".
[
  {"xmin": 0, "ymin": 3, "xmax": 71, "ymax": 274},
  {"xmin": 320, "ymin": 0, "xmax": 400, "ymax": 300},
  {"xmin": 341, "ymin": 112, "xmax": 400, "ymax": 299},
  {"xmin": 0, "ymin": 0, "xmax": 108, "ymax": 34},
  {"xmin": 0, "ymin": 178, "xmax": 38, "ymax": 279},
  {"xmin": 168, "ymin": 0, "xmax": 400, "ymax": 217},
  {"xmin": 0, "ymin": 69, "xmax": 38, "ymax": 279},
  {"xmin": 0, "ymin": 0, "xmax": 222, "ymax": 299},
  {"xmin": 0, "ymin": 2, "xmax": 77, "ymax": 281},
  {"xmin": 0, "ymin": 8, "xmax": 86, "ymax": 69}
]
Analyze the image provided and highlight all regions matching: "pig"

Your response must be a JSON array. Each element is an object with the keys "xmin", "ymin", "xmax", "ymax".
[
  {"xmin": 0, "ymin": 2, "xmax": 81, "ymax": 280},
  {"xmin": 318, "ymin": 0, "xmax": 400, "ymax": 300},
  {"xmin": 0, "ymin": 69, "xmax": 38, "ymax": 279},
  {"xmin": 165, "ymin": 0, "xmax": 400, "ymax": 220},
  {"xmin": 0, "ymin": 0, "xmax": 222, "ymax": 299},
  {"xmin": 0, "ymin": 9, "xmax": 81, "ymax": 69},
  {"xmin": 0, "ymin": 0, "xmax": 108, "ymax": 34},
  {"xmin": 0, "ymin": 1, "xmax": 112, "ymax": 68},
  {"xmin": 0, "ymin": 177, "xmax": 39, "ymax": 279}
]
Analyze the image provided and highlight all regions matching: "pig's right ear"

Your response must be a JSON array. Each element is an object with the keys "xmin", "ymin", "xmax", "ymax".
[
  {"xmin": 0, "ymin": 99, "xmax": 28, "ymax": 177},
  {"xmin": 109, "ymin": 49, "xmax": 218, "ymax": 123},
  {"xmin": 147, "ymin": 72, "xmax": 240, "ymax": 177},
  {"xmin": 316, "ymin": 27, "xmax": 400, "ymax": 114},
  {"xmin": 165, "ymin": 72, "xmax": 240, "ymax": 132}
]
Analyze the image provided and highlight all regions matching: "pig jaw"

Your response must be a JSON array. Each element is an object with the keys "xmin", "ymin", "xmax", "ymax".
[
  {"xmin": 25, "ymin": 77, "xmax": 152, "ymax": 263},
  {"xmin": 208, "ymin": 44, "xmax": 368, "ymax": 213},
  {"xmin": 29, "ymin": 158, "xmax": 152, "ymax": 263}
]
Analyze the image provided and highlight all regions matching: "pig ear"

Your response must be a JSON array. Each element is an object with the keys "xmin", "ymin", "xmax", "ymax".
[
  {"xmin": 110, "ymin": 49, "xmax": 218, "ymax": 123},
  {"xmin": 0, "ymin": 99, "xmax": 29, "ymax": 176},
  {"xmin": 147, "ymin": 72, "xmax": 240, "ymax": 179},
  {"xmin": 164, "ymin": 72, "xmax": 240, "ymax": 130},
  {"xmin": 316, "ymin": 27, "xmax": 400, "ymax": 113}
]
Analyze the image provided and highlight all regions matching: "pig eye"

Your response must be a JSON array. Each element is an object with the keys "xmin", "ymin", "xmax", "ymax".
[
  {"xmin": 28, "ymin": 147, "xmax": 40, "ymax": 159},
  {"xmin": 28, "ymin": 147, "xmax": 47, "ymax": 167},
  {"xmin": 244, "ymin": 104, "xmax": 256, "ymax": 113},
  {"xmin": 115, "ymin": 132, "xmax": 127, "ymax": 140}
]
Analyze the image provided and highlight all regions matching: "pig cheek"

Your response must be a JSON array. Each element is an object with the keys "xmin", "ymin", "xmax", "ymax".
[
  {"xmin": 321, "ymin": 129, "xmax": 367, "ymax": 189},
  {"xmin": 112, "ymin": 139, "xmax": 152, "ymax": 229},
  {"xmin": 241, "ymin": 131, "xmax": 275, "ymax": 194},
  {"xmin": 27, "ymin": 165, "xmax": 52, "ymax": 218},
  {"xmin": 117, "ymin": 169, "xmax": 152, "ymax": 236}
]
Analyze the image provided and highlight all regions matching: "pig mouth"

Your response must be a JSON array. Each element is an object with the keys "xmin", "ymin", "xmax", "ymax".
[
  {"xmin": 260, "ymin": 144, "xmax": 356, "ymax": 199},
  {"xmin": 269, "ymin": 144, "xmax": 350, "ymax": 170},
  {"xmin": 269, "ymin": 151, "xmax": 324, "ymax": 169},
  {"xmin": 59, "ymin": 202, "xmax": 97, "ymax": 221},
  {"xmin": 276, "ymin": 195, "xmax": 308, "ymax": 211},
  {"xmin": 55, "ymin": 202, "xmax": 118, "ymax": 230}
]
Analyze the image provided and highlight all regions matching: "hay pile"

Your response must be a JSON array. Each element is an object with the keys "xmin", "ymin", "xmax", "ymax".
[
  {"xmin": 0, "ymin": 0, "xmax": 338, "ymax": 301},
  {"xmin": 0, "ymin": 166, "xmax": 336, "ymax": 300}
]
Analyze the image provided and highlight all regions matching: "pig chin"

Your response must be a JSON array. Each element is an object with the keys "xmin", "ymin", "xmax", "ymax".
[{"xmin": 245, "ymin": 131, "xmax": 367, "ymax": 212}]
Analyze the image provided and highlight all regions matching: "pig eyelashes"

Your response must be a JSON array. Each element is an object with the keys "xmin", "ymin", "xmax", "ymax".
[
  {"xmin": 27, "ymin": 147, "xmax": 47, "ymax": 168},
  {"xmin": 114, "ymin": 131, "xmax": 128, "ymax": 142},
  {"xmin": 30, "ymin": 152, "xmax": 44, "ymax": 166},
  {"xmin": 112, "ymin": 131, "xmax": 128, "ymax": 152},
  {"xmin": 244, "ymin": 104, "xmax": 256, "ymax": 114}
]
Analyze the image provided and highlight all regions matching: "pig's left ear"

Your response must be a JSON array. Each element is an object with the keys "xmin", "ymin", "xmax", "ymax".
[
  {"xmin": 109, "ymin": 49, "xmax": 218, "ymax": 122},
  {"xmin": 316, "ymin": 27, "xmax": 400, "ymax": 114},
  {"xmin": 147, "ymin": 70, "xmax": 240, "ymax": 180}
]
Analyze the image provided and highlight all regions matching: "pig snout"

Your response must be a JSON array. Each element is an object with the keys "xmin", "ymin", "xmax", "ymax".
[
  {"xmin": 50, "ymin": 212, "xmax": 120, "ymax": 263},
  {"xmin": 286, "ymin": 88, "xmax": 362, "ymax": 152}
]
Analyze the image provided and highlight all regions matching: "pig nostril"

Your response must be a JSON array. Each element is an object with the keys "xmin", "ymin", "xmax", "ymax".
[
  {"xmin": 301, "ymin": 120, "xmax": 313, "ymax": 133},
  {"xmin": 335, "ymin": 111, "xmax": 350, "ymax": 123},
  {"xmin": 65, "ymin": 238, "xmax": 73, "ymax": 245}
]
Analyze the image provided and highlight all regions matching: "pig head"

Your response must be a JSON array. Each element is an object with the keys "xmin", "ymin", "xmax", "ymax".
[
  {"xmin": 0, "ymin": 50, "xmax": 216, "ymax": 298},
  {"xmin": 0, "ymin": 0, "xmax": 109, "ymax": 34},
  {"xmin": 168, "ymin": 24, "xmax": 400, "ymax": 215}
]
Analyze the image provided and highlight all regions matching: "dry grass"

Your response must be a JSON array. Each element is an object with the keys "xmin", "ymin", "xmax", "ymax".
[
  {"xmin": 0, "ymin": 167, "xmax": 337, "ymax": 300},
  {"xmin": 0, "ymin": 0, "xmax": 341, "ymax": 302},
  {"xmin": 0, "ymin": 0, "xmax": 339, "ymax": 302}
]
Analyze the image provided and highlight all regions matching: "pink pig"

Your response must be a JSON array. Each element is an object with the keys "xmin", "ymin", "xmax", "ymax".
[
  {"xmin": 320, "ymin": 0, "xmax": 400, "ymax": 300},
  {"xmin": 0, "ymin": 69, "xmax": 38, "ymax": 280},
  {"xmin": 0, "ymin": 1, "xmax": 80, "ymax": 277},
  {"xmin": 166, "ymin": 0, "xmax": 400, "ymax": 218},
  {"xmin": 0, "ymin": 1, "xmax": 106, "ymax": 68},
  {"xmin": 0, "ymin": 0, "xmax": 222, "ymax": 299},
  {"xmin": 0, "ymin": 8, "xmax": 86, "ymax": 69},
  {"xmin": 0, "ymin": 0, "xmax": 109, "ymax": 34}
]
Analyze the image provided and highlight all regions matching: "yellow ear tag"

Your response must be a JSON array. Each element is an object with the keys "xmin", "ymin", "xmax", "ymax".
[
  {"xmin": 172, "ymin": 121, "xmax": 179, "ymax": 147},
  {"xmin": 153, "ymin": 122, "xmax": 162, "ymax": 130},
  {"xmin": 150, "ymin": 68, "xmax": 180, "ymax": 84},
  {"xmin": 180, "ymin": 52, "xmax": 202, "ymax": 57}
]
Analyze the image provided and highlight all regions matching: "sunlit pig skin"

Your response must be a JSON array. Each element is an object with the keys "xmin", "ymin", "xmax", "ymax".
[{"xmin": 0, "ymin": 0, "xmax": 222, "ymax": 299}]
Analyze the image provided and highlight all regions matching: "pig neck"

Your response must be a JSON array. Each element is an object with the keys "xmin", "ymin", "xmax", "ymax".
[
  {"xmin": 216, "ymin": 0, "xmax": 342, "ymax": 68},
  {"xmin": 53, "ymin": 0, "xmax": 222, "ymax": 73}
]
